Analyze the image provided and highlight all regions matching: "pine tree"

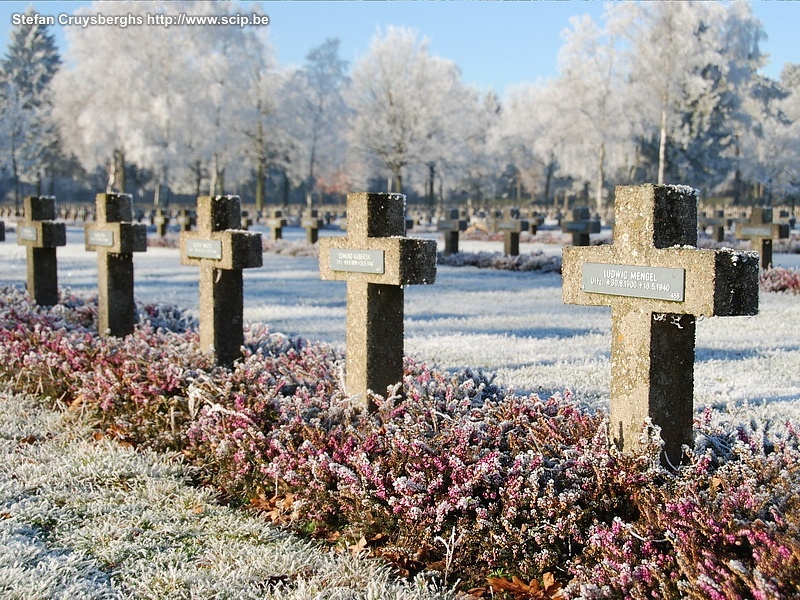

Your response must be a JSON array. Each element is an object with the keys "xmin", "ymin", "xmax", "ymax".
[{"xmin": 0, "ymin": 7, "xmax": 61, "ymax": 211}]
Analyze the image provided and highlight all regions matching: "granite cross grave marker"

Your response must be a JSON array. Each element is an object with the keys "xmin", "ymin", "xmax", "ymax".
[
  {"xmin": 267, "ymin": 209, "xmax": 286, "ymax": 240},
  {"xmin": 735, "ymin": 207, "xmax": 789, "ymax": 269},
  {"xmin": 562, "ymin": 184, "xmax": 759, "ymax": 465},
  {"xmin": 180, "ymin": 196, "xmax": 262, "ymax": 366},
  {"xmin": 17, "ymin": 196, "xmax": 66, "ymax": 306},
  {"xmin": 699, "ymin": 208, "xmax": 726, "ymax": 243},
  {"xmin": 497, "ymin": 210, "xmax": 530, "ymax": 256},
  {"xmin": 437, "ymin": 208, "xmax": 467, "ymax": 255},
  {"xmin": 302, "ymin": 209, "xmax": 324, "ymax": 244},
  {"xmin": 561, "ymin": 206, "xmax": 601, "ymax": 246},
  {"xmin": 85, "ymin": 193, "xmax": 148, "ymax": 337},
  {"xmin": 319, "ymin": 192, "xmax": 437, "ymax": 411}
]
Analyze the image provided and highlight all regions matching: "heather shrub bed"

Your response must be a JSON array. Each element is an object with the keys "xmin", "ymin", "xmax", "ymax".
[
  {"xmin": 1, "ymin": 285, "xmax": 799, "ymax": 597},
  {"xmin": 760, "ymin": 267, "xmax": 800, "ymax": 293}
]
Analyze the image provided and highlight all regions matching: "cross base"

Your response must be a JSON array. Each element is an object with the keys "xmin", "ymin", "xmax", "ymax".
[
  {"xmin": 27, "ymin": 247, "xmax": 59, "ymax": 306},
  {"xmin": 610, "ymin": 308, "xmax": 695, "ymax": 465},
  {"xmin": 199, "ymin": 264, "xmax": 244, "ymax": 366},
  {"xmin": 346, "ymin": 281, "xmax": 404, "ymax": 411},
  {"xmin": 98, "ymin": 253, "xmax": 136, "ymax": 336}
]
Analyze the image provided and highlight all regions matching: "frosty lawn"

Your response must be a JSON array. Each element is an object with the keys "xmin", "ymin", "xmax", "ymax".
[
  {"xmin": 2, "ymin": 226, "xmax": 798, "ymax": 415},
  {"xmin": 0, "ymin": 229, "xmax": 799, "ymax": 597}
]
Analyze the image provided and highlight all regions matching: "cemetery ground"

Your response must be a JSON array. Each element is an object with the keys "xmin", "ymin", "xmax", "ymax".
[{"xmin": 0, "ymin": 224, "xmax": 799, "ymax": 598}]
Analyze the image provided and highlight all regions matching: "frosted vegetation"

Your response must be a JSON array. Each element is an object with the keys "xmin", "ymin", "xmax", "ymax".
[
  {"xmin": 0, "ymin": 233, "xmax": 799, "ymax": 596},
  {"xmin": 2, "ymin": 0, "xmax": 800, "ymax": 210},
  {"xmin": 0, "ymin": 389, "xmax": 452, "ymax": 599}
]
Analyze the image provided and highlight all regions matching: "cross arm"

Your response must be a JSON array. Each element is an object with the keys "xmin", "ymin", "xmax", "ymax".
[
  {"xmin": 180, "ymin": 230, "xmax": 263, "ymax": 269},
  {"xmin": 562, "ymin": 246, "xmax": 759, "ymax": 317},
  {"xmin": 85, "ymin": 222, "xmax": 147, "ymax": 253},
  {"xmin": 319, "ymin": 237, "xmax": 437, "ymax": 285}
]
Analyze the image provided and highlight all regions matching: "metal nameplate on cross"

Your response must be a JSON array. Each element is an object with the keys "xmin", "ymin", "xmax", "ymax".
[
  {"xmin": 319, "ymin": 192, "xmax": 436, "ymax": 410},
  {"xmin": 562, "ymin": 184, "xmax": 759, "ymax": 465}
]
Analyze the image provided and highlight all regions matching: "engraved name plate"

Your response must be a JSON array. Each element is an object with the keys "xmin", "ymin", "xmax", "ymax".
[
  {"xmin": 582, "ymin": 262, "xmax": 685, "ymax": 302},
  {"xmin": 738, "ymin": 225, "xmax": 774, "ymax": 238},
  {"xmin": 186, "ymin": 239, "xmax": 223, "ymax": 260},
  {"xmin": 18, "ymin": 226, "xmax": 38, "ymax": 242},
  {"xmin": 88, "ymin": 229, "xmax": 114, "ymax": 247},
  {"xmin": 330, "ymin": 249, "xmax": 385, "ymax": 274}
]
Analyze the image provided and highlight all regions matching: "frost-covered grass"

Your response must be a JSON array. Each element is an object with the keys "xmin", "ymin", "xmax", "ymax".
[
  {"xmin": 1, "ymin": 229, "xmax": 800, "ymax": 596},
  {"xmin": 0, "ymin": 387, "xmax": 454, "ymax": 599}
]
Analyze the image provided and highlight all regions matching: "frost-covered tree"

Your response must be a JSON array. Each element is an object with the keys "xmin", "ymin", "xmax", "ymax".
[
  {"xmin": 550, "ymin": 14, "xmax": 630, "ymax": 211},
  {"xmin": 283, "ymin": 39, "xmax": 350, "ymax": 206},
  {"xmin": 53, "ymin": 1, "xmax": 271, "ymax": 201},
  {"xmin": 0, "ymin": 8, "xmax": 61, "ymax": 210},
  {"xmin": 610, "ymin": 2, "xmax": 717, "ymax": 185},
  {"xmin": 492, "ymin": 82, "xmax": 566, "ymax": 204},
  {"xmin": 349, "ymin": 27, "xmax": 471, "ymax": 195}
]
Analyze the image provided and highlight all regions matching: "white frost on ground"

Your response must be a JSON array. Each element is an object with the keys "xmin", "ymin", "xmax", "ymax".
[
  {"xmin": 0, "ymin": 387, "xmax": 453, "ymax": 599},
  {"xmin": 1, "ymin": 224, "xmax": 799, "ymax": 422}
]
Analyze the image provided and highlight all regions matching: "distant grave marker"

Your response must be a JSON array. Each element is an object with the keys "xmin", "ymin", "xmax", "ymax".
[
  {"xmin": 699, "ymin": 208, "xmax": 726, "ymax": 242},
  {"xmin": 85, "ymin": 193, "xmax": 147, "ymax": 336},
  {"xmin": 562, "ymin": 206, "xmax": 601, "ymax": 246},
  {"xmin": 319, "ymin": 192, "xmax": 436, "ymax": 410},
  {"xmin": 0, "ymin": 221, "xmax": 5, "ymax": 242},
  {"xmin": 302, "ymin": 209, "xmax": 324, "ymax": 244},
  {"xmin": 267, "ymin": 209, "xmax": 286, "ymax": 240},
  {"xmin": 177, "ymin": 209, "xmax": 195, "ymax": 232},
  {"xmin": 17, "ymin": 196, "xmax": 66, "ymax": 306},
  {"xmin": 735, "ymin": 207, "xmax": 789, "ymax": 269},
  {"xmin": 153, "ymin": 208, "xmax": 168, "ymax": 237},
  {"xmin": 438, "ymin": 208, "xmax": 467, "ymax": 255},
  {"xmin": 497, "ymin": 210, "xmax": 530, "ymax": 256},
  {"xmin": 180, "ymin": 196, "xmax": 262, "ymax": 366},
  {"xmin": 562, "ymin": 184, "xmax": 759, "ymax": 465}
]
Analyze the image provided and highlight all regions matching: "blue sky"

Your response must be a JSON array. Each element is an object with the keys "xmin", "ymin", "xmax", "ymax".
[{"xmin": 1, "ymin": 1, "xmax": 798, "ymax": 96}]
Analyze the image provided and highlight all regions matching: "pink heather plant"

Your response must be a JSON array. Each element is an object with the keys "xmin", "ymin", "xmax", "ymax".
[{"xmin": 1, "ymin": 283, "xmax": 799, "ymax": 595}]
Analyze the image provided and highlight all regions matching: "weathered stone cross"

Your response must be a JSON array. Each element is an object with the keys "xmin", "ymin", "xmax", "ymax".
[
  {"xmin": 302, "ymin": 209, "xmax": 324, "ymax": 244},
  {"xmin": 85, "ymin": 193, "xmax": 147, "ymax": 337},
  {"xmin": 699, "ymin": 208, "xmax": 726, "ymax": 242},
  {"xmin": 267, "ymin": 209, "xmax": 286, "ymax": 240},
  {"xmin": 562, "ymin": 184, "xmax": 759, "ymax": 465},
  {"xmin": 180, "ymin": 196, "xmax": 262, "ymax": 366},
  {"xmin": 496, "ymin": 210, "xmax": 530, "ymax": 256},
  {"xmin": 735, "ymin": 207, "xmax": 789, "ymax": 269},
  {"xmin": 319, "ymin": 192, "xmax": 437, "ymax": 411},
  {"xmin": 561, "ymin": 206, "xmax": 601, "ymax": 246},
  {"xmin": 17, "ymin": 196, "xmax": 66, "ymax": 306},
  {"xmin": 437, "ymin": 208, "xmax": 467, "ymax": 255}
]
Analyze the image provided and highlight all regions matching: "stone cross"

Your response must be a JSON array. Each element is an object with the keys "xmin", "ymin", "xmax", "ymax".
[
  {"xmin": 319, "ymin": 192, "xmax": 437, "ymax": 411},
  {"xmin": 437, "ymin": 208, "xmax": 467, "ymax": 255},
  {"xmin": 180, "ymin": 196, "xmax": 262, "ymax": 366},
  {"xmin": 302, "ymin": 209, "xmax": 324, "ymax": 244},
  {"xmin": 562, "ymin": 184, "xmax": 759, "ymax": 465},
  {"xmin": 267, "ymin": 209, "xmax": 286, "ymax": 240},
  {"xmin": 17, "ymin": 196, "xmax": 66, "ymax": 306},
  {"xmin": 240, "ymin": 210, "xmax": 254, "ymax": 231},
  {"xmin": 561, "ymin": 206, "xmax": 601, "ymax": 246},
  {"xmin": 177, "ymin": 209, "xmax": 195, "ymax": 232},
  {"xmin": 85, "ymin": 193, "xmax": 147, "ymax": 337},
  {"xmin": 497, "ymin": 211, "xmax": 530, "ymax": 256},
  {"xmin": 153, "ymin": 208, "xmax": 168, "ymax": 236},
  {"xmin": 735, "ymin": 207, "xmax": 789, "ymax": 269},
  {"xmin": 699, "ymin": 208, "xmax": 726, "ymax": 242}
]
